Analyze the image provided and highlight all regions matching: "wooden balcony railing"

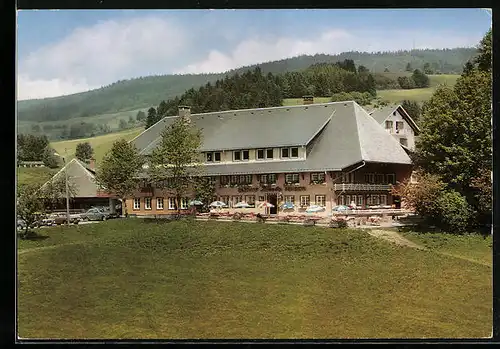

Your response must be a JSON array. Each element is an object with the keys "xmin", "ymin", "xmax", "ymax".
[{"xmin": 333, "ymin": 183, "xmax": 393, "ymax": 191}]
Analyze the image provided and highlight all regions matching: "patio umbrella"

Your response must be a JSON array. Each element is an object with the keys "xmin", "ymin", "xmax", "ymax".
[
  {"xmin": 234, "ymin": 201, "xmax": 251, "ymax": 208},
  {"xmin": 306, "ymin": 205, "xmax": 325, "ymax": 213},
  {"xmin": 258, "ymin": 201, "xmax": 275, "ymax": 208},
  {"xmin": 209, "ymin": 201, "xmax": 227, "ymax": 208},
  {"xmin": 281, "ymin": 202, "xmax": 295, "ymax": 209},
  {"xmin": 332, "ymin": 205, "xmax": 350, "ymax": 212},
  {"xmin": 189, "ymin": 200, "xmax": 204, "ymax": 206}
]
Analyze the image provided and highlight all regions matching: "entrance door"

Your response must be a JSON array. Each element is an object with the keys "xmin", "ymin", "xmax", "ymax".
[
  {"xmin": 268, "ymin": 194, "xmax": 278, "ymax": 215},
  {"xmin": 393, "ymin": 196, "xmax": 401, "ymax": 209}
]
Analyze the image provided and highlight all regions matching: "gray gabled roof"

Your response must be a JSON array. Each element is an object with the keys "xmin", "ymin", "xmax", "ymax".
[
  {"xmin": 131, "ymin": 105, "xmax": 334, "ymax": 154},
  {"xmin": 39, "ymin": 158, "xmax": 99, "ymax": 198},
  {"xmin": 132, "ymin": 101, "xmax": 412, "ymax": 176},
  {"xmin": 369, "ymin": 104, "xmax": 420, "ymax": 134}
]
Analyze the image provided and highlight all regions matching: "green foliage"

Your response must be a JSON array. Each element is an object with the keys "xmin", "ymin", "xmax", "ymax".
[
  {"xmin": 475, "ymin": 28, "xmax": 491, "ymax": 72},
  {"xmin": 148, "ymin": 119, "xmax": 203, "ymax": 213},
  {"xmin": 41, "ymin": 147, "xmax": 59, "ymax": 168},
  {"xmin": 397, "ymin": 76, "xmax": 416, "ymax": 89},
  {"xmin": 145, "ymin": 107, "xmax": 158, "ymax": 129},
  {"xmin": 94, "ymin": 139, "xmax": 144, "ymax": 216},
  {"xmin": 118, "ymin": 119, "xmax": 128, "ymax": 130},
  {"xmin": 401, "ymin": 100, "xmax": 422, "ymax": 123},
  {"xmin": 412, "ymin": 69, "xmax": 430, "ymax": 88},
  {"xmin": 331, "ymin": 91, "xmax": 375, "ymax": 106},
  {"xmin": 405, "ymin": 62, "xmax": 412, "ymax": 71},
  {"xmin": 432, "ymin": 190, "xmax": 472, "ymax": 234},
  {"xmin": 423, "ymin": 62, "xmax": 434, "ymax": 75},
  {"xmin": 17, "ymin": 184, "xmax": 44, "ymax": 238},
  {"xmin": 75, "ymin": 142, "xmax": 94, "ymax": 162},
  {"xmin": 136, "ymin": 110, "xmax": 146, "ymax": 122},
  {"xmin": 193, "ymin": 177, "xmax": 216, "ymax": 213},
  {"xmin": 17, "ymin": 134, "xmax": 49, "ymax": 161},
  {"xmin": 39, "ymin": 172, "xmax": 77, "ymax": 211}
]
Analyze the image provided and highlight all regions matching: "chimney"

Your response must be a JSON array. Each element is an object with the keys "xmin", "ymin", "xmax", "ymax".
[
  {"xmin": 302, "ymin": 95, "xmax": 314, "ymax": 105},
  {"xmin": 88, "ymin": 158, "xmax": 95, "ymax": 171},
  {"xmin": 178, "ymin": 105, "xmax": 191, "ymax": 122}
]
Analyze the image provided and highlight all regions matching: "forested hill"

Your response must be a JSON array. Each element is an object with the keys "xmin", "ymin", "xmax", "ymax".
[{"xmin": 18, "ymin": 47, "xmax": 476, "ymax": 123}]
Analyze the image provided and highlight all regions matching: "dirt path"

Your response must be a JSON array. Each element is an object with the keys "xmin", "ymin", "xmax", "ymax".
[{"xmin": 365, "ymin": 229, "xmax": 426, "ymax": 250}]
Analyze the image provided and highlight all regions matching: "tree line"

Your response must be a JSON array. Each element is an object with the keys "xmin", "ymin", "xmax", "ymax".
[{"xmin": 145, "ymin": 61, "xmax": 377, "ymax": 129}]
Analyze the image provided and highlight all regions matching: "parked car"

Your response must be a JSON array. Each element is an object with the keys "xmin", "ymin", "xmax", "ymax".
[
  {"xmin": 50, "ymin": 212, "xmax": 81, "ymax": 225},
  {"xmin": 80, "ymin": 207, "xmax": 113, "ymax": 221}
]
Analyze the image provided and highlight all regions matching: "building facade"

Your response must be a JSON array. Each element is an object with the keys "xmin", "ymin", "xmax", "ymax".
[{"xmin": 126, "ymin": 100, "xmax": 414, "ymax": 216}]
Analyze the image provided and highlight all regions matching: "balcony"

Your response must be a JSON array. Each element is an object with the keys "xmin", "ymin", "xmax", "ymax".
[{"xmin": 333, "ymin": 183, "xmax": 393, "ymax": 191}]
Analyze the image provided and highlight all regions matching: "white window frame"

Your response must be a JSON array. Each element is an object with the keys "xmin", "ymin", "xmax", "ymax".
[
  {"xmin": 168, "ymin": 197, "xmax": 176, "ymax": 210},
  {"xmin": 206, "ymin": 152, "xmax": 213, "ymax": 162},
  {"xmin": 396, "ymin": 121, "xmax": 404, "ymax": 130},
  {"xmin": 133, "ymin": 198, "xmax": 140, "ymax": 210},
  {"xmin": 233, "ymin": 150, "xmax": 242, "ymax": 161},
  {"xmin": 206, "ymin": 152, "xmax": 221, "ymax": 163},
  {"xmin": 290, "ymin": 147, "xmax": 299, "ymax": 158},
  {"xmin": 385, "ymin": 120, "xmax": 393, "ymax": 130},
  {"xmin": 299, "ymin": 195, "xmax": 310, "ymax": 207},
  {"xmin": 214, "ymin": 152, "xmax": 221, "ymax": 162},
  {"xmin": 346, "ymin": 195, "xmax": 351, "ymax": 205},
  {"xmin": 281, "ymin": 148, "xmax": 290, "ymax": 158},
  {"xmin": 266, "ymin": 149, "xmax": 274, "ymax": 159},
  {"xmin": 357, "ymin": 195, "xmax": 363, "ymax": 206},
  {"xmin": 315, "ymin": 195, "xmax": 326, "ymax": 207},
  {"xmin": 285, "ymin": 173, "xmax": 300, "ymax": 184},
  {"xmin": 338, "ymin": 195, "xmax": 345, "ymax": 205},
  {"xmin": 233, "ymin": 150, "xmax": 249, "ymax": 162},
  {"xmin": 257, "ymin": 149, "xmax": 265, "ymax": 160},
  {"xmin": 180, "ymin": 198, "xmax": 189, "ymax": 210},
  {"xmin": 284, "ymin": 195, "xmax": 295, "ymax": 204},
  {"xmin": 145, "ymin": 197, "xmax": 152, "ymax": 210},
  {"xmin": 156, "ymin": 197, "xmax": 164, "ymax": 210}
]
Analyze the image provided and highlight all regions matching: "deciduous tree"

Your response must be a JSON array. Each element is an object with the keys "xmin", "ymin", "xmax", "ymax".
[
  {"xmin": 95, "ymin": 139, "xmax": 144, "ymax": 217},
  {"xmin": 17, "ymin": 184, "xmax": 44, "ymax": 239},
  {"xmin": 75, "ymin": 142, "xmax": 94, "ymax": 162}
]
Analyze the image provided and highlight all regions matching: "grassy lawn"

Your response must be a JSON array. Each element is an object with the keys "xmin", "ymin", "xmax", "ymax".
[
  {"xmin": 17, "ymin": 166, "xmax": 59, "ymax": 189},
  {"xmin": 51, "ymin": 127, "xmax": 143, "ymax": 164},
  {"xmin": 18, "ymin": 220, "xmax": 491, "ymax": 339}
]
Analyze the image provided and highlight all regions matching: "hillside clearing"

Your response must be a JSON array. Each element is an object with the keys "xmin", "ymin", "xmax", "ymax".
[
  {"xmin": 51, "ymin": 127, "xmax": 143, "ymax": 164},
  {"xmin": 18, "ymin": 219, "xmax": 491, "ymax": 339}
]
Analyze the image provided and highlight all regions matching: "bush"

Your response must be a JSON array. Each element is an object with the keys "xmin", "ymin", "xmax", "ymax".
[{"xmin": 432, "ymin": 190, "xmax": 471, "ymax": 234}]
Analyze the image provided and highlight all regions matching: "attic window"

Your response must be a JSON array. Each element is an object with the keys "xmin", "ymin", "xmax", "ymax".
[{"xmin": 393, "ymin": 111, "xmax": 396, "ymax": 116}]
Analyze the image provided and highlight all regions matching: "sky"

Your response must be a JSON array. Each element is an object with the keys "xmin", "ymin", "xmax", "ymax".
[{"xmin": 17, "ymin": 9, "xmax": 491, "ymax": 101}]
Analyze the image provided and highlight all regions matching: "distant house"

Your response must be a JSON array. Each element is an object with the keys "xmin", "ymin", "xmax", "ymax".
[
  {"xmin": 126, "ymin": 99, "xmax": 414, "ymax": 216},
  {"xmin": 39, "ymin": 158, "xmax": 119, "ymax": 212},
  {"xmin": 18, "ymin": 160, "xmax": 45, "ymax": 168},
  {"xmin": 368, "ymin": 104, "xmax": 420, "ymax": 152}
]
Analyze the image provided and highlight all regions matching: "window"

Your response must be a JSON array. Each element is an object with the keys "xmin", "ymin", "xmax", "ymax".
[
  {"xmin": 257, "ymin": 149, "xmax": 265, "ymax": 159},
  {"xmin": 245, "ymin": 196, "xmax": 255, "ymax": 205},
  {"xmin": 357, "ymin": 195, "xmax": 363, "ymax": 206},
  {"xmin": 239, "ymin": 174, "xmax": 252, "ymax": 184},
  {"xmin": 396, "ymin": 121, "xmax": 404, "ymax": 130},
  {"xmin": 364, "ymin": 173, "xmax": 375, "ymax": 183},
  {"xmin": 232, "ymin": 196, "xmax": 241, "ymax": 206},
  {"xmin": 266, "ymin": 149, "xmax": 274, "ymax": 159},
  {"xmin": 285, "ymin": 173, "xmax": 300, "ymax": 184},
  {"xmin": 380, "ymin": 195, "xmax": 387, "ymax": 205},
  {"xmin": 144, "ymin": 197, "xmax": 152, "ymax": 210},
  {"xmin": 133, "ymin": 198, "xmax": 140, "ymax": 210},
  {"xmin": 268, "ymin": 174, "xmax": 277, "ymax": 184},
  {"xmin": 400, "ymin": 138, "xmax": 408, "ymax": 146},
  {"xmin": 230, "ymin": 175, "xmax": 239, "ymax": 184},
  {"xmin": 220, "ymin": 176, "xmax": 229, "ymax": 185},
  {"xmin": 300, "ymin": 195, "xmax": 310, "ymax": 207},
  {"xmin": 342, "ymin": 172, "xmax": 355, "ymax": 183},
  {"xmin": 315, "ymin": 195, "xmax": 326, "ymax": 207},
  {"xmin": 206, "ymin": 152, "xmax": 221, "ymax": 162},
  {"xmin": 168, "ymin": 198, "xmax": 176, "ymax": 210},
  {"xmin": 366, "ymin": 195, "xmax": 372, "ymax": 206},
  {"xmin": 220, "ymin": 196, "xmax": 230, "ymax": 205},
  {"xmin": 284, "ymin": 195, "xmax": 295, "ymax": 204},
  {"xmin": 281, "ymin": 148, "xmax": 289, "ymax": 158},
  {"xmin": 338, "ymin": 195, "xmax": 345, "ymax": 206},
  {"xmin": 311, "ymin": 172, "xmax": 326, "ymax": 183},
  {"xmin": 385, "ymin": 120, "xmax": 393, "ymax": 129},
  {"xmin": 386, "ymin": 174, "xmax": 396, "ymax": 184},
  {"xmin": 208, "ymin": 176, "xmax": 217, "ymax": 185},
  {"xmin": 376, "ymin": 174, "xmax": 384, "ymax": 184},
  {"xmin": 233, "ymin": 150, "xmax": 249, "ymax": 161},
  {"xmin": 180, "ymin": 198, "xmax": 189, "ymax": 209},
  {"xmin": 346, "ymin": 195, "xmax": 351, "ymax": 205},
  {"xmin": 258, "ymin": 196, "xmax": 265, "ymax": 202},
  {"xmin": 290, "ymin": 147, "xmax": 299, "ymax": 158},
  {"xmin": 156, "ymin": 197, "xmax": 164, "ymax": 210}
]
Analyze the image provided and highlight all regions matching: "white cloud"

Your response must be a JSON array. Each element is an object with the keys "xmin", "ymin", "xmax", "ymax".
[{"xmin": 18, "ymin": 15, "xmax": 187, "ymax": 100}]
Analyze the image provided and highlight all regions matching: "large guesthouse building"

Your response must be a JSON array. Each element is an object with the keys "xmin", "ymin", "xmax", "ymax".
[{"xmin": 126, "ymin": 100, "xmax": 419, "ymax": 216}]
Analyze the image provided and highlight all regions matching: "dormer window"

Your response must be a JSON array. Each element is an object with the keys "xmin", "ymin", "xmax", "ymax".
[
  {"xmin": 396, "ymin": 121, "xmax": 404, "ymax": 131},
  {"xmin": 266, "ymin": 149, "xmax": 273, "ymax": 159},
  {"xmin": 206, "ymin": 152, "xmax": 221, "ymax": 162},
  {"xmin": 385, "ymin": 120, "xmax": 393, "ymax": 130},
  {"xmin": 257, "ymin": 148, "xmax": 274, "ymax": 160},
  {"xmin": 233, "ymin": 150, "xmax": 249, "ymax": 162},
  {"xmin": 281, "ymin": 147, "xmax": 299, "ymax": 159},
  {"xmin": 257, "ymin": 149, "xmax": 265, "ymax": 160}
]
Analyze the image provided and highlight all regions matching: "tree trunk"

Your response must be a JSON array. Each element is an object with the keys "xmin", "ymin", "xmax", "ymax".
[
  {"xmin": 122, "ymin": 198, "xmax": 128, "ymax": 218},
  {"xmin": 176, "ymin": 195, "xmax": 181, "ymax": 217}
]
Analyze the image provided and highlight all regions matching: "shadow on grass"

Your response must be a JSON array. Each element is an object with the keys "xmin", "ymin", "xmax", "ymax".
[{"xmin": 17, "ymin": 231, "xmax": 49, "ymax": 241}]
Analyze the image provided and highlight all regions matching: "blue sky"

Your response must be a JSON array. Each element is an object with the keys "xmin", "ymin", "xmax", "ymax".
[{"xmin": 17, "ymin": 9, "xmax": 491, "ymax": 100}]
